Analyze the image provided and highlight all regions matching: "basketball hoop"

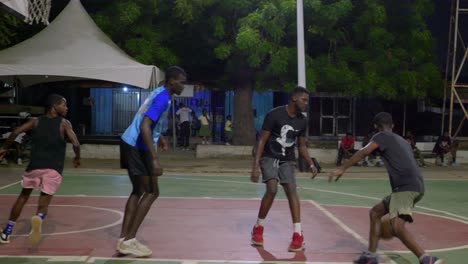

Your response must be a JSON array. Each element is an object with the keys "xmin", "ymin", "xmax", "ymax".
[{"xmin": 24, "ymin": 0, "xmax": 51, "ymax": 25}]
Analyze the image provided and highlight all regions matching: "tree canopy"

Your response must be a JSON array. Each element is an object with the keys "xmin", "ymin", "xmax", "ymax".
[{"xmin": 0, "ymin": 0, "xmax": 443, "ymax": 144}]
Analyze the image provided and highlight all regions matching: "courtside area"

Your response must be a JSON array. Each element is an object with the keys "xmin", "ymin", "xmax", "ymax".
[{"xmin": 0, "ymin": 155, "xmax": 467, "ymax": 264}]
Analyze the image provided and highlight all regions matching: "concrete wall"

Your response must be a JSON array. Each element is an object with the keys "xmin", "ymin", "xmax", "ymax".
[{"xmin": 66, "ymin": 143, "xmax": 468, "ymax": 165}]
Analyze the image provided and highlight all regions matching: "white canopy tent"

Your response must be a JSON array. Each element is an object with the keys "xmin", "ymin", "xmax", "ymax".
[{"xmin": 0, "ymin": 0, "xmax": 164, "ymax": 89}]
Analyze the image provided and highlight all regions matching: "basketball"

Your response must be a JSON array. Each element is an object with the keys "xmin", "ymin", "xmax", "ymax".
[{"xmin": 380, "ymin": 214, "xmax": 394, "ymax": 240}]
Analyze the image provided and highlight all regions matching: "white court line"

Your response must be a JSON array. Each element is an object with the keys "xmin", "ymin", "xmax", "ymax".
[
  {"xmin": 308, "ymin": 200, "xmax": 397, "ymax": 264},
  {"xmin": 0, "ymin": 180, "xmax": 20, "ymax": 190},
  {"xmin": 298, "ymin": 186, "xmax": 468, "ymax": 222},
  {"xmin": 11, "ymin": 204, "xmax": 123, "ymax": 237},
  {"xmin": 321, "ymin": 204, "xmax": 468, "ymax": 253},
  {"xmin": 87, "ymin": 256, "xmax": 353, "ymax": 264}
]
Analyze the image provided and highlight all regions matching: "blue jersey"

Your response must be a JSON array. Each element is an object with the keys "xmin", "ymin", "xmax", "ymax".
[{"xmin": 121, "ymin": 86, "xmax": 171, "ymax": 150}]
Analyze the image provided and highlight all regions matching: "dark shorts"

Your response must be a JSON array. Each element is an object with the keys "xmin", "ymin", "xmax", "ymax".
[
  {"xmin": 120, "ymin": 140, "xmax": 153, "ymax": 177},
  {"xmin": 260, "ymin": 157, "xmax": 296, "ymax": 184}
]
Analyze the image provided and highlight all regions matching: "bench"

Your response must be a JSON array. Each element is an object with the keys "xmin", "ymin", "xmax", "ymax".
[{"xmin": 415, "ymin": 142, "xmax": 436, "ymax": 159}]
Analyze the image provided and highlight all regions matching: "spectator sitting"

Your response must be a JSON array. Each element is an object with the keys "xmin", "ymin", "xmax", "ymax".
[
  {"xmin": 336, "ymin": 132, "xmax": 356, "ymax": 166},
  {"xmin": 451, "ymin": 138, "xmax": 460, "ymax": 166},
  {"xmin": 432, "ymin": 131, "xmax": 452, "ymax": 166},
  {"xmin": 405, "ymin": 131, "xmax": 426, "ymax": 167},
  {"xmin": 1, "ymin": 127, "xmax": 27, "ymax": 165}
]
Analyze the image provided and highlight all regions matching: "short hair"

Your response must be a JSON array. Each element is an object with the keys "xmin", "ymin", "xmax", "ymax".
[
  {"xmin": 373, "ymin": 112, "xmax": 393, "ymax": 129},
  {"xmin": 165, "ymin": 66, "xmax": 187, "ymax": 83},
  {"xmin": 289, "ymin": 86, "xmax": 309, "ymax": 101},
  {"xmin": 346, "ymin": 131, "xmax": 352, "ymax": 136},
  {"xmin": 45, "ymin": 94, "xmax": 65, "ymax": 110}
]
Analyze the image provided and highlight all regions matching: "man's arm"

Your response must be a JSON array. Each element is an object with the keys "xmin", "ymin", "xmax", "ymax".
[
  {"xmin": 0, "ymin": 118, "xmax": 36, "ymax": 159},
  {"xmin": 140, "ymin": 116, "xmax": 162, "ymax": 176},
  {"xmin": 251, "ymin": 130, "xmax": 270, "ymax": 182},
  {"xmin": 63, "ymin": 119, "xmax": 81, "ymax": 167},
  {"xmin": 297, "ymin": 136, "xmax": 318, "ymax": 178},
  {"xmin": 329, "ymin": 141, "xmax": 380, "ymax": 182}
]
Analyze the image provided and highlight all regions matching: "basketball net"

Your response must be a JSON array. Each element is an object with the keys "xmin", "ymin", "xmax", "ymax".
[{"xmin": 24, "ymin": 0, "xmax": 51, "ymax": 25}]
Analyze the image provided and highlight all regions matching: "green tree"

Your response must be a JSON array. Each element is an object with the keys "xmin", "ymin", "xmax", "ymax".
[
  {"xmin": 1, "ymin": 0, "xmax": 441, "ymax": 144},
  {"xmin": 0, "ymin": 13, "xmax": 23, "ymax": 50}
]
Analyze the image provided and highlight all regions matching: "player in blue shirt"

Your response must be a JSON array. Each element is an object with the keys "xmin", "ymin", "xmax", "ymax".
[{"xmin": 117, "ymin": 66, "xmax": 187, "ymax": 257}]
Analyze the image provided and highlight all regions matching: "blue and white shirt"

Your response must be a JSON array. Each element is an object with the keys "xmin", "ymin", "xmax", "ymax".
[{"xmin": 121, "ymin": 86, "xmax": 171, "ymax": 150}]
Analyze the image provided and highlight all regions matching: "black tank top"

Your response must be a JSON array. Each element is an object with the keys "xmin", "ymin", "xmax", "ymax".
[{"xmin": 27, "ymin": 116, "xmax": 66, "ymax": 174}]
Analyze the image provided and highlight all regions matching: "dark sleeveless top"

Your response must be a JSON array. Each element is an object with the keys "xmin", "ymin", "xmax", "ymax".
[{"xmin": 26, "ymin": 116, "xmax": 66, "ymax": 174}]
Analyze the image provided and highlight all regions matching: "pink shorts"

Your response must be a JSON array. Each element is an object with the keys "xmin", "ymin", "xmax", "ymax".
[{"xmin": 21, "ymin": 169, "xmax": 62, "ymax": 195}]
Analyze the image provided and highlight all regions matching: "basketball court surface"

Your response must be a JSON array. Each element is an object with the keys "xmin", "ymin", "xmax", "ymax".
[{"xmin": 0, "ymin": 163, "xmax": 467, "ymax": 264}]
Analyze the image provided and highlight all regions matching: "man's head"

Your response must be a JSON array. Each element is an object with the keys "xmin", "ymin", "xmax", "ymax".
[
  {"xmin": 373, "ymin": 112, "xmax": 393, "ymax": 130},
  {"xmin": 346, "ymin": 131, "xmax": 353, "ymax": 139},
  {"xmin": 45, "ymin": 94, "xmax": 68, "ymax": 116},
  {"xmin": 289, "ymin": 86, "xmax": 309, "ymax": 113},
  {"xmin": 443, "ymin": 131, "xmax": 449, "ymax": 137},
  {"xmin": 226, "ymin": 115, "xmax": 231, "ymax": 121},
  {"xmin": 165, "ymin": 66, "xmax": 187, "ymax": 96}
]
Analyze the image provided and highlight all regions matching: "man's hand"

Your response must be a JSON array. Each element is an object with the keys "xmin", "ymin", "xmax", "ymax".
[
  {"xmin": 0, "ymin": 148, "xmax": 7, "ymax": 160},
  {"xmin": 310, "ymin": 165, "xmax": 318, "ymax": 179},
  {"xmin": 158, "ymin": 137, "xmax": 169, "ymax": 151},
  {"xmin": 151, "ymin": 157, "xmax": 163, "ymax": 176},
  {"xmin": 250, "ymin": 164, "xmax": 261, "ymax": 183},
  {"xmin": 73, "ymin": 157, "xmax": 81, "ymax": 168},
  {"xmin": 328, "ymin": 168, "xmax": 345, "ymax": 182}
]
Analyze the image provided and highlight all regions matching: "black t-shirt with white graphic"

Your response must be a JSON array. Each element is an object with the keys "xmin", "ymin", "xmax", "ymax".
[{"xmin": 261, "ymin": 106, "xmax": 307, "ymax": 161}]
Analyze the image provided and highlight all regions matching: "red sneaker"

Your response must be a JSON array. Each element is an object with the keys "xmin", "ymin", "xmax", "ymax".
[
  {"xmin": 288, "ymin": 232, "xmax": 304, "ymax": 252},
  {"xmin": 251, "ymin": 225, "xmax": 264, "ymax": 246}
]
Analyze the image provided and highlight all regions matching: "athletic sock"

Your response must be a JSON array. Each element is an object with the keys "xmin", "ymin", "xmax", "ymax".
[
  {"xmin": 3, "ymin": 221, "xmax": 15, "ymax": 234},
  {"xmin": 293, "ymin": 223, "xmax": 301, "ymax": 233},
  {"xmin": 256, "ymin": 218, "xmax": 265, "ymax": 227}
]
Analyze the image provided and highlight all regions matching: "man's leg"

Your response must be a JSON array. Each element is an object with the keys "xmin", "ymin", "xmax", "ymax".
[
  {"xmin": 125, "ymin": 175, "xmax": 159, "ymax": 240},
  {"xmin": 368, "ymin": 201, "xmax": 387, "ymax": 252},
  {"xmin": 282, "ymin": 183, "xmax": 300, "ymax": 223},
  {"xmin": 392, "ymin": 217, "xmax": 424, "ymax": 257},
  {"xmin": 184, "ymin": 122, "xmax": 191, "ymax": 148},
  {"xmin": 258, "ymin": 179, "xmax": 278, "ymax": 219},
  {"xmin": 8, "ymin": 188, "xmax": 33, "ymax": 221},
  {"xmin": 28, "ymin": 192, "xmax": 53, "ymax": 245},
  {"xmin": 282, "ymin": 182, "xmax": 304, "ymax": 251},
  {"xmin": 251, "ymin": 179, "xmax": 277, "ymax": 246},
  {"xmin": 119, "ymin": 174, "xmax": 143, "ymax": 240},
  {"xmin": 336, "ymin": 148, "xmax": 343, "ymax": 166},
  {"xmin": 1, "ymin": 188, "xmax": 33, "ymax": 243}
]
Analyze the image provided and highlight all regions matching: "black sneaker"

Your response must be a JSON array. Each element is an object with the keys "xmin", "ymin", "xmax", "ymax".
[
  {"xmin": 354, "ymin": 252, "xmax": 378, "ymax": 264},
  {"xmin": 0, "ymin": 230, "xmax": 10, "ymax": 244},
  {"xmin": 420, "ymin": 255, "xmax": 444, "ymax": 264}
]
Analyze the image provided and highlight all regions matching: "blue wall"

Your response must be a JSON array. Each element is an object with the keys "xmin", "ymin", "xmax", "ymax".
[
  {"xmin": 91, "ymin": 88, "xmax": 113, "ymax": 135},
  {"xmin": 224, "ymin": 90, "xmax": 273, "ymax": 133}
]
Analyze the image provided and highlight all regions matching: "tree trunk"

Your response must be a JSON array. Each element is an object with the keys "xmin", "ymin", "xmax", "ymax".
[{"xmin": 233, "ymin": 83, "xmax": 256, "ymax": 146}]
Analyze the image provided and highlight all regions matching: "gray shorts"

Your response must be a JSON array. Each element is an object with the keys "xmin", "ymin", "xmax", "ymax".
[{"xmin": 260, "ymin": 157, "xmax": 296, "ymax": 184}]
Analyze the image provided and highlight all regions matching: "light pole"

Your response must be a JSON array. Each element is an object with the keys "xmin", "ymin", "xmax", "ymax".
[{"xmin": 297, "ymin": 0, "xmax": 306, "ymax": 87}]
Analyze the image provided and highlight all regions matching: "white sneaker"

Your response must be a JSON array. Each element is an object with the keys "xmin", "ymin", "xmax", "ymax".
[
  {"xmin": 0, "ymin": 159, "xmax": 8, "ymax": 165},
  {"xmin": 0, "ymin": 231, "xmax": 10, "ymax": 244},
  {"xmin": 116, "ymin": 237, "xmax": 125, "ymax": 251},
  {"xmin": 17, "ymin": 158, "xmax": 22, "ymax": 165},
  {"xmin": 28, "ymin": 215, "xmax": 42, "ymax": 245},
  {"xmin": 117, "ymin": 238, "xmax": 152, "ymax": 257}
]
